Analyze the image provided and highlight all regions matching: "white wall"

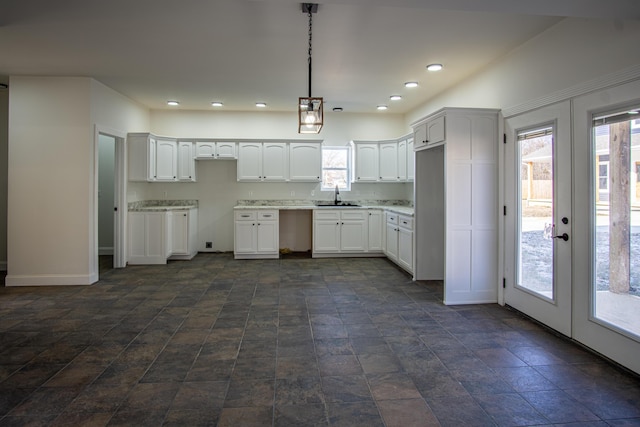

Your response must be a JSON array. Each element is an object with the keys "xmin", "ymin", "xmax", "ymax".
[
  {"xmin": 407, "ymin": 18, "xmax": 640, "ymax": 124},
  {"xmin": 129, "ymin": 110, "xmax": 412, "ymax": 252},
  {"xmin": 6, "ymin": 77, "xmax": 149, "ymax": 285},
  {"xmin": 7, "ymin": 77, "xmax": 94, "ymax": 285}
]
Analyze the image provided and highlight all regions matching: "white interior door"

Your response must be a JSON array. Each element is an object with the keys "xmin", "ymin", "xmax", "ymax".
[{"xmin": 504, "ymin": 101, "xmax": 572, "ymax": 336}]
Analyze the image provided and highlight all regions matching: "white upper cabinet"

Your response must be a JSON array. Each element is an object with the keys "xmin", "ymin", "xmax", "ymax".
[
  {"xmin": 237, "ymin": 142, "xmax": 263, "ymax": 181},
  {"xmin": 379, "ymin": 141, "xmax": 399, "ymax": 181},
  {"xmin": 155, "ymin": 138, "xmax": 178, "ymax": 181},
  {"xmin": 177, "ymin": 141, "xmax": 196, "ymax": 182},
  {"xmin": 237, "ymin": 142, "xmax": 287, "ymax": 182},
  {"xmin": 195, "ymin": 141, "xmax": 237, "ymax": 159},
  {"xmin": 289, "ymin": 142, "xmax": 322, "ymax": 182},
  {"xmin": 262, "ymin": 142, "xmax": 288, "ymax": 181},
  {"xmin": 353, "ymin": 142, "xmax": 379, "ymax": 182},
  {"xmin": 128, "ymin": 133, "xmax": 197, "ymax": 182},
  {"xmin": 398, "ymin": 139, "xmax": 407, "ymax": 181},
  {"xmin": 407, "ymin": 137, "xmax": 415, "ymax": 181},
  {"xmin": 414, "ymin": 115, "xmax": 445, "ymax": 151}
]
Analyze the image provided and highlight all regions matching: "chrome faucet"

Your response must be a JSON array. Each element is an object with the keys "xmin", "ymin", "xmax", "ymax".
[{"xmin": 334, "ymin": 185, "xmax": 340, "ymax": 205}]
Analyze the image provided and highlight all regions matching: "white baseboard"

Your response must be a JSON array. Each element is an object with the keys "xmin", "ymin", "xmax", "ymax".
[{"xmin": 5, "ymin": 273, "xmax": 98, "ymax": 286}]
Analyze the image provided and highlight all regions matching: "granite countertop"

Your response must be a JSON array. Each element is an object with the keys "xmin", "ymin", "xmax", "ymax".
[
  {"xmin": 129, "ymin": 199, "xmax": 199, "ymax": 212},
  {"xmin": 234, "ymin": 200, "xmax": 414, "ymax": 216}
]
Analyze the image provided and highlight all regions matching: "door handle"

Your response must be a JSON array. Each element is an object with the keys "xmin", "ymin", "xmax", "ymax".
[{"xmin": 553, "ymin": 233, "xmax": 569, "ymax": 241}]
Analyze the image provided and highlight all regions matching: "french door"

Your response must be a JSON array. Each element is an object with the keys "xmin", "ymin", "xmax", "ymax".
[
  {"xmin": 572, "ymin": 80, "xmax": 640, "ymax": 375},
  {"xmin": 504, "ymin": 101, "xmax": 573, "ymax": 336}
]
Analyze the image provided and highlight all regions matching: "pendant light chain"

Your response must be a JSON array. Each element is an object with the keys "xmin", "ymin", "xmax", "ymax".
[{"xmin": 307, "ymin": 5, "xmax": 313, "ymax": 97}]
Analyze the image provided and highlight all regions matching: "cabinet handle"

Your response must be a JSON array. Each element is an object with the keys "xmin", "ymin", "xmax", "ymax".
[
  {"xmin": 258, "ymin": 223, "xmax": 261, "ymax": 226},
  {"xmin": 263, "ymin": 214, "xmax": 272, "ymax": 218},
  {"xmin": 336, "ymin": 222, "xmax": 339, "ymax": 225},
  {"xmin": 241, "ymin": 215, "xmax": 250, "ymax": 218}
]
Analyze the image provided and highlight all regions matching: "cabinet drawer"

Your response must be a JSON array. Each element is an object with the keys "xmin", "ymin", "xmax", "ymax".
[
  {"xmin": 235, "ymin": 211, "xmax": 256, "ymax": 221},
  {"xmin": 314, "ymin": 210, "xmax": 340, "ymax": 220},
  {"xmin": 258, "ymin": 211, "xmax": 278, "ymax": 220},
  {"xmin": 398, "ymin": 215, "xmax": 413, "ymax": 230},
  {"xmin": 340, "ymin": 210, "xmax": 367, "ymax": 221},
  {"xmin": 386, "ymin": 212, "xmax": 398, "ymax": 225}
]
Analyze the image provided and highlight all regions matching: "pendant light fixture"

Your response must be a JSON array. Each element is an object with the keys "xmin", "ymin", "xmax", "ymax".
[{"xmin": 298, "ymin": 3, "xmax": 323, "ymax": 134}]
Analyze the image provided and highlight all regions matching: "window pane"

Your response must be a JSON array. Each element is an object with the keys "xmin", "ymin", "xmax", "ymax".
[
  {"xmin": 323, "ymin": 170, "xmax": 348, "ymax": 189},
  {"xmin": 593, "ymin": 116, "xmax": 640, "ymax": 339},
  {"xmin": 323, "ymin": 149, "xmax": 347, "ymax": 168}
]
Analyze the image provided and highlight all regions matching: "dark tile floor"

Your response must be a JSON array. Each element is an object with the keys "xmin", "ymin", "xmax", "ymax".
[{"xmin": 1, "ymin": 254, "xmax": 639, "ymax": 426}]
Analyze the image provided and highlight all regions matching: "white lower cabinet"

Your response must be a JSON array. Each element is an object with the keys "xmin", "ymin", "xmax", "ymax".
[
  {"xmin": 312, "ymin": 210, "xmax": 370, "ymax": 256},
  {"xmin": 128, "ymin": 208, "xmax": 198, "ymax": 265},
  {"xmin": 128, "ymin": 211, "xmax": 171, "ymax": 264},
  {"xmin": 234, "ymin": 210, "xmax": 279, "ymax": 259},
  {"xmin": 384, "ymin": 212, "xmax": 413, "ymax": 273},
  {"xmin": 367, "ymin": 209, "xmax": 384, "ymax": 252},
  {"xmin": 169, "ymin": 209, "xmax": 198, "ymax": 260}
]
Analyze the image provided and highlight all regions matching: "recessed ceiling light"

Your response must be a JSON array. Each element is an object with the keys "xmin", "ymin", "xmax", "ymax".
[
  {"xmin": 211, "ymin": 102, "xmax": 223, "ymax": 107},
  {"xmin": 377, "ymin": 105, "xmax": 388, "ymax": 111},
  {"xmin": 332, "ymin": 107, "xmax": 343, "ymax": 112},
  {"xmin": 426, "ymin": 63, "xmax": 443, "ymax": 71},
  {"xmin": 404, "ymin": 82, "xmax": 418, "ymax": 88},
  {"xmin": 167, "ymin": 100, "xmax": 179, "ymax": 106},
  {"xmin": 256, "ymin": 102, "xmax": 267, "ymax": 108},
  {"xmin": 390, "ymin": 95, "xmax": 402, "ymax": 101}
]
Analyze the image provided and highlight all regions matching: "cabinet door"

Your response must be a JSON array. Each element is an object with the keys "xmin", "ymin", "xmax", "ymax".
[
  {"xmin": 216, "ymin": 142, "xmax": 237, "ymax": 159},
  {"xmin": 379, "ymin": 142, "xmax": 399, "ymax": 181},
  {"xmin": 385, "ymin": 222, "xmax": 398, "ymax": 261},
  {"xmin": 128, "ymin": 212, "xmax": 147, "ymax": 259},
  {"xmin": 367, "ymin": 210, "xmax": 383, "ymax": 251},
  {"xmin": 427, "ymin": 116, "xmax": 445, "ymax": 145},
  {"xmin": 289, "ymin": 142, "xmax": 321, "ymax": 181},
  {"xmin": 340, "ymin": 220, "xmax": 367, "ymax": 251},
  {"xmin": 235, "ymin": 220, "xmax": 257, "ymax": 253},
  {"xmin": 177, "ymin": 141, "xmax": 195, "ymax": 181},
  {"xmin": 145, "ymin": 212, "xmax": 167, "ymax": 258},
  {"xmin": 257, "ymin": 221, "xmax": 278, "ymax": 253},
  {"xmin": 155, "ymin": 139, "xmax": 178, "ymax": 181},
  {"xmin": 354, "ymin": 143, "xmax": 379, "ymax": 182},
  {"xmin": 314, "ymin": 220, "xmax": 341, "ymax": 252},
  {"xmin": 407, "ymin": 138, "xmax": 415, "ymax": 181},
  {"xmin": 171, "ymin": 211, "xmax": 189, "ymax": 255},
  {"xmin": 398, "ymin": 139, "xmax": 407, "ymax": 181},
  {"xmin": 262, "ymin": 142, "xmax": 288, "ymax": 181},
  {"xmin": 195, "ymin": 141, "xmax": 216, "ymax": 158},
  {"xmin": 398, "ymin": 227, "xmax": 413, "ymax": 272},
  {"xmin": 237, "ymin": 143, "xmax": 263, "ymax": 181},
  {"xmin": 413, "ymin": 123, "xmax": 428, "ymax": 151}
]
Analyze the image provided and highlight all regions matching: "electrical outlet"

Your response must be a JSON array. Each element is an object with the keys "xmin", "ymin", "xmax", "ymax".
[
  {"xmin": 290, "ymin": 190, "xmax": 295, "ymax": 197},
  {"xmin": 249, "ymin": 191, "xmax": 254, "ymax": 197},
  {"xmin": 163, "ymin": 191, "xmax": 167, "ymax": 199},
  {"xmin": 205, "ymin": 242, "xmax": 212, "ymax": 248},
  {"xmin": 311, "ymin": 190, "xmax": 315, "ymax": 197}
]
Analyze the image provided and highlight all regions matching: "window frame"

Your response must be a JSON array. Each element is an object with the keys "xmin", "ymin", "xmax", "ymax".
[{"xmin": 321, "ymin": 146, "xmax": 352, "ymax": 191}]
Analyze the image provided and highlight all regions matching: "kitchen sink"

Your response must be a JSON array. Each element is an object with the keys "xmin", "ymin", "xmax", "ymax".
[{"xmin": 315, "ymin": 202, "xmax": 361, "ymax": 207}]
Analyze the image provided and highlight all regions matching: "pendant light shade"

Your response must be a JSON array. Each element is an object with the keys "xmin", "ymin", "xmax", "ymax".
[
  {"xmin": 298, "ymin": 3, "xmax": 323, "ymax": 134},
  {"xmin": 299, "ymin": 97, "xmax": 323, "ymax": 133}
]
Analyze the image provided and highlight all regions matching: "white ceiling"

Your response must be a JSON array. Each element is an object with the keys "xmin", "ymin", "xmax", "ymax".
[{"xmin": 1, "ymin": 0, "xmax": 639, "ymax": 113}]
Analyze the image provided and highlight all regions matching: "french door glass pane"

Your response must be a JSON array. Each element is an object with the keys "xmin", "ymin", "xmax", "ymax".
[
  {"xmin": 593, "ymin": 113, "xmax": 640, "ymax": 339},
  {"xmin": 518, "ymin": 128, "xmax": 554, "ymax": 299}
]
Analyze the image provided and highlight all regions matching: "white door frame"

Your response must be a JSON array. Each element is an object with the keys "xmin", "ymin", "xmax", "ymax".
[
  {"xmin": 503, "ymin": 100, "xmax": 573, "ymax": 337},
  {"xmin": 572, "ymin": 79, "xmax": 640, "ymax": 375},
  {"xmin": 94, "ymin": 125, "xmax": 127, "ymax": 276}
]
